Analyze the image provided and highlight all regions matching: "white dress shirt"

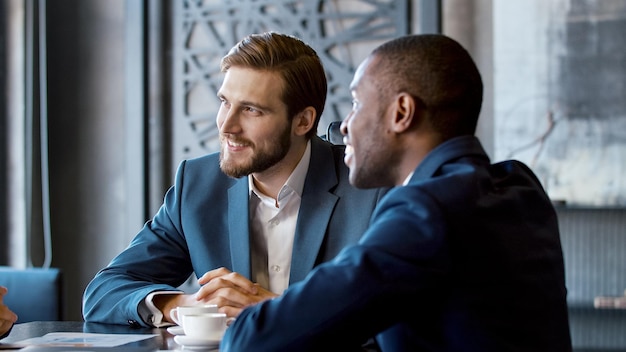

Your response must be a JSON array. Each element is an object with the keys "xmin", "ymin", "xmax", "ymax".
[
  {"xmin": 249, "ymin": 141, "xmax": 310, "ymax": 294},
  {"xmin": 403, "ymin": 171, "xmax": 414, "ymax": 186}
]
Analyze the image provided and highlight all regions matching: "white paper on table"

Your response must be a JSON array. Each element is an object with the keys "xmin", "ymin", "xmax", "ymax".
[{"xmin": 14, "ymin": 332, "xmax": 157, "ymax": 348}]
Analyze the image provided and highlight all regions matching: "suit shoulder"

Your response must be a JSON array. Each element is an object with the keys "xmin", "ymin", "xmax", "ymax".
[
  {"xmin": 185, "ymin": 152, "xmax": 220, "ymax": 166},
  {"xmin": 175, "ymin": 152, "xmax": 228, "ymax": 180},
  {"xmin": 327, "ymin": 142, "xmax": 348, "ymax": 161}
]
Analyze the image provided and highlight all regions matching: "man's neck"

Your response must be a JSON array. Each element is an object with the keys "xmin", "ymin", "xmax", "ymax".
[{"xmin": 251, "ymin": 140, "xmax": 309, "ymax": 200}]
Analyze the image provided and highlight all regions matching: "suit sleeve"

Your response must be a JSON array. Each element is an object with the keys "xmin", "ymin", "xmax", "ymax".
[{"xmin": 221, "ymin": 187, "xmax": 450, "ymax": 352}]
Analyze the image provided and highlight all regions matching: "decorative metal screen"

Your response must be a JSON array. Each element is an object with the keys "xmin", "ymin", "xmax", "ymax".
[{"xmin": 172, "ymin": 0, "xmax": 409, "ymax": 166}]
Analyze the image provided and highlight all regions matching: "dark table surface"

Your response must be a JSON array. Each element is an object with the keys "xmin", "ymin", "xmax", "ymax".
[{"xmin": 0, "ymin": 321, "xmax": 191, "ymax": 351}]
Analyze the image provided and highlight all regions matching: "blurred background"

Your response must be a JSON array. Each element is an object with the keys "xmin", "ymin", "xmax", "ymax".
[{"xmin": 1, "ymin": 1, "xmax": 625, "ymax": 350}]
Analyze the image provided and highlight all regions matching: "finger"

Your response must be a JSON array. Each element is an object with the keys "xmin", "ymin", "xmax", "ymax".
[
  {"xmin": 195, "ymin": 276, "xmax": 243, "ymax": 301},
  {"xmin": 0, "ymin": 320, "xmax": 10, "ymax": 335},
  {"xmin": 198, "ymin": 268, "xmax": 257, "ymax": 293},
  {"xmin": 218, "ymin": 272, "xmax": 258, "ymax": 294},
  {"xmin": 195, "ymin": 278, "xmax": 225, "ymax": 301},
  {"xmin": 199, "ymin": 271, "xmax": 258, "ymax": 296},
  {"xmin": 201, "ymin": 284, "xmax": 263, "ymax": 311},
  {"xmin": 220, "ymin": 306, "xmax": 243, "ymax": 319},
  {"xmin": 0, "ymin": 316, "xmax": 16, "ymax": 336},
  {"xmin": 197, "ymin": 295, "xmax": 243, "ymax": 317},
  {"xmin": 197, "ymin": 267, "xmax": 232, "ymax": 285},
  {"xmin": 206, "ymin": 294, "xmax": 245, "ymax": 309},
  {"xmin": 0, "ymin": 307, "xmax": 17, "ymax": 323}
]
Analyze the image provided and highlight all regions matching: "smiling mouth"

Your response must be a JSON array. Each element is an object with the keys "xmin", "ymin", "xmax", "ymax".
[
  {"xmin": 343, "ymin": 145, "xmax": 354, "ymax": 166},
  {"xmin": 228, "ymin": 140, "xmax": 247, "ymax": 148},
  {"xmin": 221, "ymin": 136, "xmax": 250, "ymax": 150}
]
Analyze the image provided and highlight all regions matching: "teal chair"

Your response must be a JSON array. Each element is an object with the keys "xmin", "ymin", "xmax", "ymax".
[{"xmin": 0, "ymin": 267, "xmax": 62, "ymax": 322}]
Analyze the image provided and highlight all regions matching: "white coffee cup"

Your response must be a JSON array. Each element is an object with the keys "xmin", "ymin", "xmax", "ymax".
[
  {"xmin": 182, "ymin": 313, "xmax": 232, "ymax": 340},
  {"xmin": 169, "ymin": 304, "xmax": 218, "ymax": 326}
]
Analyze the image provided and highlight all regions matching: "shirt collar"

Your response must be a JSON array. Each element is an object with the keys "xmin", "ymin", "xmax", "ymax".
[
  {"xmin": 402, "ymin": 171, "xmax": 414, "ymax": 186},
  {"xmin": 248, "ymin": 140, "xmax": 311, "ymax": 199}
]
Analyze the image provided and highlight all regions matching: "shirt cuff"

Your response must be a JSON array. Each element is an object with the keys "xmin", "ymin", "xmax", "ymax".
[{"xmin": 143, "ymin": 291, "xmax": 184, "ymax": 327}]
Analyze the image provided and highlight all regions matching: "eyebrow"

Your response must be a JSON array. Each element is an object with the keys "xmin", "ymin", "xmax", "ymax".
[{"xmin": 217, "ymin": 92, "xmax": 275, "ymax": 113}]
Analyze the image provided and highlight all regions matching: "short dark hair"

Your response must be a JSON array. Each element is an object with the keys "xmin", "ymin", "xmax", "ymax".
[
  {"xmin": 371, "ymin": 34, "xmax": 483, "ymax": 139},
  {"xmin": 221, "ymin": 32, "xmax": 327, "ymax": 139}
]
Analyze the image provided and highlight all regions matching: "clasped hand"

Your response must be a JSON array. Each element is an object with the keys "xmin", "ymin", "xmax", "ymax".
[{"xmin": 161, "ymin": 267, "xmax": 278, "ymax": 322}]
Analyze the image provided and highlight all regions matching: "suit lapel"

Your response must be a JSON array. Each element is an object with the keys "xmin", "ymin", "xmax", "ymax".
[
  {"xmin": 290, "ymin": 137, "xmax": 339, "ymax": 283},
  {"xmin": 228, "ymin": 177, "xmax": 252, "ymax": 278}
]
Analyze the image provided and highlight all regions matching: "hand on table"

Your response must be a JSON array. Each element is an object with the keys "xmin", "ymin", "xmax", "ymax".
[
  {"xmin": 0, "ymin": 286, "xmax": 18, "ymax": 337},
  {"xmin": 155, "ymin": 267, "xmax": 278, "ymax": 323},
  {"xmin": 196, "ymin": 267, "xmax": 278, "ymax": 318}
]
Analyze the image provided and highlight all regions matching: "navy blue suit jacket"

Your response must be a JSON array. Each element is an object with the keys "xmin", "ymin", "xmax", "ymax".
[
  {"xmin": 82, "ymin": 136, "xmax": 386, "ymax": 327},
  {"xmin": 222, "ymin": 136, "xmax": 572, "ymax": 352}
]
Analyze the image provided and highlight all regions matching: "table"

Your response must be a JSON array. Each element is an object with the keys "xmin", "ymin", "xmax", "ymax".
[{"xmin": 0, "ymin": 321, "xmax": 190, "ymax": 351}]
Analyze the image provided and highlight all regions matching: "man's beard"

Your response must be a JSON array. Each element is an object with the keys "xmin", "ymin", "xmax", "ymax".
[{"xmin": 219, "ymin": 125, "xmax": 291, "ymax": 178}]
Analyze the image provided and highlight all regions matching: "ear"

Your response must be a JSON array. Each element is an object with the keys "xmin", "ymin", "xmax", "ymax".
[
  {"xmin": 390, "ymin": 93, "xmax": 416, "ymax": 133},
  {"xmin": 292, "ymin": 107, "xmax": 316, "ymax": 137}
]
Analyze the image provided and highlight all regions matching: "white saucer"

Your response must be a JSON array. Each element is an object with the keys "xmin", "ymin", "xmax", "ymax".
[
  {"xmin": 174, "ymin": 335, "xmax": 221, "ymax": 350},
  {"xmin": 167, "ymin": 325, "xmax": 185, "ymax": 335}
]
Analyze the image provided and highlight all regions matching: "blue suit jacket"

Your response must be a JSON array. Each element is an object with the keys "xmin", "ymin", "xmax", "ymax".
[
  {"xmin": 221, "ymin": 136, "xmax": 572, "ymax": 352},
  {"xmin": 82, "ymin": 136, "xmax": 386, "ymax": 327}
]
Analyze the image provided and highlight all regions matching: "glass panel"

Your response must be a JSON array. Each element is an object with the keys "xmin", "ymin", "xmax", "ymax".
[{"xmin": 172, "ymin": 0, "xmax": 409, "ymax": 165}]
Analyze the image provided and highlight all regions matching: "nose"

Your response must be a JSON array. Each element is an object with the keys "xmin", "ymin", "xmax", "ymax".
[
  {"xmin": 217, "ymin": 106, "xmax": 240, "ymax": 134},
  {"xmin": 340, "ymin": 114, "xmax": 350, "ymax": 137}
]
